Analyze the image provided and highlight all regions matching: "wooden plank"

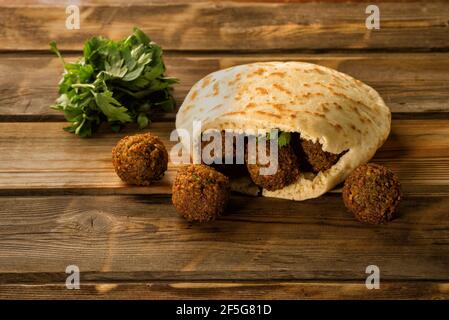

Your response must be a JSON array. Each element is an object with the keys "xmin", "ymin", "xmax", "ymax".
[
  {"xmin": 1, "ymin": 52, "xmax": 449, "ymax": 120},
  {"xmin": 0, "ymin": 1, "xmax": 448, "ymax": 51},
  {"xmin": 0, "ymin": 120, "xmax": 448, "ymax": 195},
  {"xmin": 0, "ymin": 281, "xmax": 448, "ymax": 300},
  {"xmin": 0, "ymin": 194, "xmax": 448, "ymax": 281}
]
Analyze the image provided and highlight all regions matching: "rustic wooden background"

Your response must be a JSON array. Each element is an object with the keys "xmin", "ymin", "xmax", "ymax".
[{"xmin": 0, "ymin": 0, "xmax": 448, "ymax": 299}]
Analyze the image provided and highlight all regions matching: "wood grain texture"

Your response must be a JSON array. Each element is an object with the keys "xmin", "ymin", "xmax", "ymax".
[
  {"xmin": 0, "ymin": 194, "xmax": 447, "ymax": 281},
  {"xmin": 0, "ymin": 120, "xmax": 448, "ymax": 195},
  {"xmin": 0, "ymin": 1, "xmax": 448, "ymax": 51},
  {"xmin": 1, "ymin": 52, "xmax": 449, "ymax": 120},
  {"xmin": 1, "ymin": 0, "xmax": 448, "ymax": 300},
  {"xmin": 1, "ymin": 281, "xmax": 448, "ymax": 300}
]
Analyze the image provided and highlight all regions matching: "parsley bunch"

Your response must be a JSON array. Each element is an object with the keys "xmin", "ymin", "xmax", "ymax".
[{"xmin": 50, "ymin": 28, "xmax": 178, "ymax": 137}]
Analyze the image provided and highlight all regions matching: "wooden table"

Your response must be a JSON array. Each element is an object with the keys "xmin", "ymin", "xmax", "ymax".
[{"xmin": 0, "ymin": 0, "xmax": 448, "ymax": 299}]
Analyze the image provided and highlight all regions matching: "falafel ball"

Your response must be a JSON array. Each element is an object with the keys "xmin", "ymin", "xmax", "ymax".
[
  {"xmin": 172, "ymin": 164, "xmax": 230, "ymax": 222},
  {"xmin": 299, "ymin": 138, "xmax": 343, "ymax": 173},
  {"xmin": 246, "ymin": 140, "xmax": 300, "ymax": 191},
  {"xmin": 201, "ymin": 131, "xmax": 247, "ymax": 177},
  {"xmin": 112, "ymin": 133, "xmax": 168, "ymax": 186},
  {"xmin": 342, "ymin": 163, "xmax": 402, "ymax": 224}
]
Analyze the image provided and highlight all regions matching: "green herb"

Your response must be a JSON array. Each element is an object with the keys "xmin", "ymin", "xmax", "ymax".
[
  {"xmin": 277, "ymin": 132, "xmax": 291, "ymax": 147},
  {"xmin": 50, "ymin": 28, "xmax": 178, "ymax": 137},
  {"xmin": 265, "ymin": 131, "xmax": 291, "ymax": 147}
]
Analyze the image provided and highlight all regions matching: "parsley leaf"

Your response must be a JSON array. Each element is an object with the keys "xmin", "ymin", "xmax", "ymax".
[
  {"xmin": 277, "ymin": 132, "xmax": 292, "ymax": 147},
  {"xmin": 265, "ymin": 131, "xmax": 292, "ymax": 147},
  {"xmin": 50, "ymin": 27, "xmax": 178, "ymax": 137}
]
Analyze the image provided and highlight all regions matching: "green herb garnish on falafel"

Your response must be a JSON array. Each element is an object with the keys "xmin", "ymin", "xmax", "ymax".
[
  {"xmin": 265, "ymin": 131, "xmax": 291, "ymax": 147},
  {"xmin": 50, "ymin": 28, "xmax": 178, "ymax": 137}
]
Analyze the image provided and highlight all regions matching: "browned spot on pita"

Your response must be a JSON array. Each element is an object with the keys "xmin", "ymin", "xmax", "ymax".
[
  {"xmin": 224, "ymin": 111, "xmax": 246, "ymax": 116},
  {"xmin": 354, "ymin": 79, "xmax": 364, "ymax": 87},
  {"xmin": 210, "ymin": 104, "xmax": 223, "ymax": 112},
  {"xmin": 302, "ymin": 92, "xmax": 323, "ymax": 98},
  {"xmin": 228, "ymin": 73, "xmax": 242, "ymax": 86},
  {"xmin": 256, "ymin": 87, "xmax": 268, "ymax": 95},
  {"xmin": 201, "ymin": 76, "xmax": 212, "ymax": 89},
  {"xmin": 224, "ymin": 95, "xmax": 229, "ymax": 99},
  {"xmin": 303, "ymin": 83, "xmax": 310, "ymax": 87},
  {"xmin": 361, "ymin": 116, "xmax": 373, "ymax": 124},
  {"xmin": 313, "ymin": 68, "xmax": 326, "ymax": 75},
  {"xmin": 322, "ymin": 105, "xmax": 330, "ymax": 112},
  {"xmin": 254, "ymin": 68, "xmax": 266, "ymax": 76},
  {"xmin": 302, "ymin": 93, "xmax": 311, "ymax": 98},
  {"xmin": 183, "ymin": 104, "xmax": 195, "ymax": 112},
  {"xmin": 333, "ymin": 124, "xmax": 343, "ymax": 131},
  {"xmin": 333, "ymin": 91, "xmax": 349, "ymax": 99},
  {"xmin": 270, "ymin": 71, "xmax": 286, "ymax": 77},
  {"xmin": 332, "ymin": 89, "xmax": 370, "ymax": 111},
  {"xmin": 332, "ymin": 82, "xmax": 347, "ymax": 91},
  {"xmin": 273, "ymin": 83, "xmax": 292, "ymax": 96},
  {"xmin": 328, "ymin": 84, "xmax": 350, "ymax": 96},
  {"xmin": 333, "ymin": 102, "xmax": 343, "ymax": 110},
  {"xmin": 349, "ymin": 104, "xmax": 363, "ymax": 117},
  {"xmin": 189, "ymin": 91, "xmax": 198, "ymax": 101},
  {"xmin": 313, "ymin": 112, "xmax": 326, "ymax": 118},
  {"xmin": 272, "ymin": 103, "xmax": 286, "ymax": 112},
  {"xmin": 246, "ymin": 102, "xmax": 256, "ymax": 109},
  {"xmin": 247, "ymin": 68, "xmax": 266, "ymax": 78},
  {"xmin": 213, "ymin": 82, "xmax": 220, "ymax": 96},
  {"xmin": 255, "ymin": 111, "xmax": 282, "ymax": 119},
  {"xmin": 235, "ymin": 95, "xmax": 241, "ymax": 101},
  {"xmin": 355, "ymin": 100, "xmax": 370, "ymax": 110}
]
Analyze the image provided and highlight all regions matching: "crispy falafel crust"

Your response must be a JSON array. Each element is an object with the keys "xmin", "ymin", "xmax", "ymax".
[
  {"xmin": 172, "ymin": 164, "xmax": 230, "ymax": 222},
  {"xmin": 299, "ymin": 138, "xmax": 343, "ymax": 173},
  {"xmin": 342, "ymin": 163, "xmax": 402, "ymax": 224},
  {"xmin": 112, "ymin": 133, "xmax": 168, "ymax": 186},
  {"xmin": 246, "ymin": 143, "xmax": 300, "ymax": 191}
]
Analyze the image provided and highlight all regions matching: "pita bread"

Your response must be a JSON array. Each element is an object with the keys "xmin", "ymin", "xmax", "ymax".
[{"xmin": 176, "ymin": 61, "xmax": 391, "ymax": 201}]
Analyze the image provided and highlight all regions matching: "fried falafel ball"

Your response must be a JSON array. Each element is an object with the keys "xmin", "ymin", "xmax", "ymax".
[
  {"xmin": 298, "ymin": 138, "xmax": 343, "ymax": 173},
  {"xmin": 342, "ymin": 163, "xmax": 402, "ymax": 224},
  {"xmin": 112, "ymin": 133, "xmax": 168, "ymax": 186},
  {"xmin": 245, "ymin": 139, "xmax": 300, "ymax": 191},
  {"xmin": 172, "ymin": 164, "xmax": 230, "ymax": 222},
  {"xmin": 201, "ymin": 131, "xmax": 247, "ymax": 177}
]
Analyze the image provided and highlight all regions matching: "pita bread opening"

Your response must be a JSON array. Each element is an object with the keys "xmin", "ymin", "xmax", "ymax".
[{"xmin": 199, "ymin": 130, "xmax": 347, "ymax": 193}]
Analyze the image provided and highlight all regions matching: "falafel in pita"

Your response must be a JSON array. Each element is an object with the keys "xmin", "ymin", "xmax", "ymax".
[{"xmin": 175, "ymin": 61, "xmax": 391, "ymax": 201}]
